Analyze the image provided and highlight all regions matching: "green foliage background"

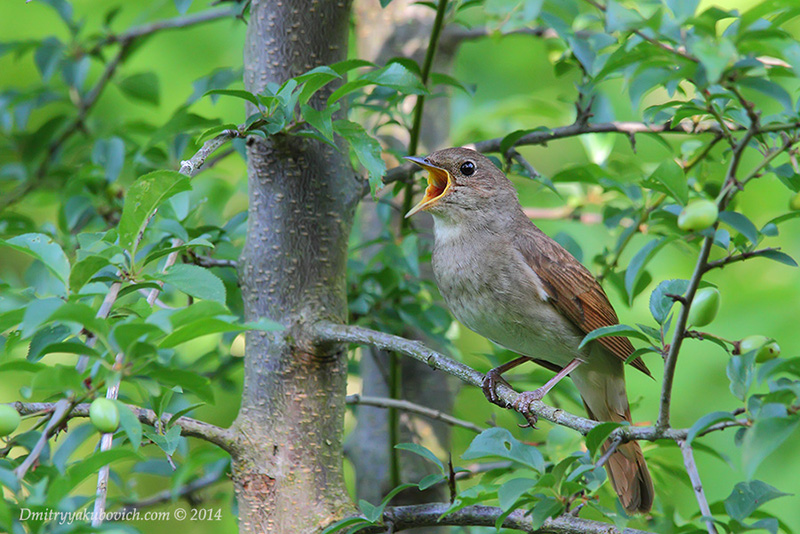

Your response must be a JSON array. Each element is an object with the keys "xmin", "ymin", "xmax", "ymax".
[{"xmin": 1, "ymin": 0, "xmax": 800, "ymax": 532}]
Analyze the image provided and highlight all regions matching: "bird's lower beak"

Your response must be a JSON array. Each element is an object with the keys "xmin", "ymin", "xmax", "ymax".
[{"xmin": 404, "ymin": 156, "xmax": 452, "ymax": 218}]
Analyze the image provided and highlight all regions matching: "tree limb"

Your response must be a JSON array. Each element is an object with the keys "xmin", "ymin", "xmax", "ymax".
[
  {"xmin": 345, "ymin": 394, "xmax": 485, "ymax": 434},
  {"xmin": 119, "ymin": 468, "xmax": 228, "ymax": 513},
  {"xmin": 313, "ymin": 322, "xmax": 746, "ymax": 442},
  {"xmin": 11, "ymin": 402, "xmax": 238, "ymax": 454},
  {"xmin": 360, "ymin": 503, "xmax": 655, "ymax": 533},
  {"xmin": 381, "ymin": 119, "xmax": 800, "ymax": 189},
  {"xmin": 90, "ymin": 7, "xmax": 240, "ymax": 52}
]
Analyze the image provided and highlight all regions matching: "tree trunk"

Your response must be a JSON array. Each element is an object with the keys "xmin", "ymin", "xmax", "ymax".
[{"xmin": 232, "ymin": 1, "xmax": 358, "ymax": 532}]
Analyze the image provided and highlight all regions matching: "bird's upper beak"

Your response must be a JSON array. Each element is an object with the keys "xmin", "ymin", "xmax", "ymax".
[{"xmin": 404, "ymin": 156, "xmax": 452, "ymax": 218}]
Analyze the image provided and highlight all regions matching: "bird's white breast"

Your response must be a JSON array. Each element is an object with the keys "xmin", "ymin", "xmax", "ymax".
[{"xmin": 431, "ymin": 217, "xmax": 585, "ymax": 368}]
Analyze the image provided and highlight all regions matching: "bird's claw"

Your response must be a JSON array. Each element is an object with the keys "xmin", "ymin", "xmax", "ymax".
[
  {"xmin": 512, "ymin": 389, "xmax": 546, "ymax": 429},
  {"xmin": 481, "ymin": 369, "xmax": 513, "ymax": 408}
]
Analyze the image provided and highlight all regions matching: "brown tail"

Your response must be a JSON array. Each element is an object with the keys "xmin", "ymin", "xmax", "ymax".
[{"xmin": 585, "ymin": 403, "xmax": 654, "ymax": 513}]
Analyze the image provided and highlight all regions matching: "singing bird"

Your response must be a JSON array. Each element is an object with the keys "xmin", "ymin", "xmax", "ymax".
[{"xmin": 405, "ymin": 147, "xmax": 654, "ymax": 513}]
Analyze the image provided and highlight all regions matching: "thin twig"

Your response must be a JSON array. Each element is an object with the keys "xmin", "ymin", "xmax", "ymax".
[
  {"xmin": 381, "ymin": 118, "xmax": 800, "ymax": 190},
  {"xmin": 345, "ymin": 394, "xmax": 485, "ymax": 434},
  {"xmin": 679, "ymin": 440, "xmax": 718, "ymax": 534},
  {"xmin": 191, "ymin": 254, "xmax": 238, "ymax": 269},
  {"xmin": 594, "ymin": 436, "xmax": 622, "ymax": 470},
  {"xmin": 14, "ymin": 399, "xmax": 71, "ymax": 479},
  {"xmin": 581, "ymin": 0, "xmax": 698, "ymax": 63},
  {"xmin": 12, "ymin": 402, "xmax": 237, "ymax": 452},
  {"xmin": 89, "ymin": 7, "xmax": 239, "ymax": 53},
  {"xmin": 76, "ymin": 281, "xmax": 123, "ymax": 372},
  {"xmin": 704, "ymin": 247, "xmax": 782, "ymax": 272}
]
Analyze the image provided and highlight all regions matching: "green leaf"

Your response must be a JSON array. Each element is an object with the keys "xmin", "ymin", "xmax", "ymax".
[
  {"xmin": 738, "ymin": 77, "xmax": 793, "ymax": 112},
  {"xmin": 624, "ymin": 237, "xmax": 669, "ymax": 303},
  {"xmin": 69, "ymin": 255, "xmax": 112, "ymax": 292},
  {"xmin": 718, "ymin": 211, "xmax": 759, "ymax": 245},
  {"xmin": 497, "ymin": 478, "xmax": 536, "ymax": 511},
  {"xmin": 174, "ymin": 0, "xmax": 192, "ymax": 15},
  {"xmin": 650, "ymin": 279, "xmax": 690, "ymax": 324},
  {"xmin": 334, "ymin": 120, "xmax": 385, "ymax": 194},
  {"xmin": 358, "ymin": 500, "xmax": 381, "ymax": 523},
  {"xmin": 605, "ymin": 0, "xmax": 642, "ymax": 32},
  {"xmin": 692, "ymin": 37, "xmax": 737, "ymax": 84},
  {"xmin": 119, "ymin": 170, "xmax": 192, "ymax": 257},
  {"xmin": 529, "ymin": 497, "xmax": 563, "ymax": 530},
  {"xmin": 462, "ymin": 427, "xmax": 544, "ymax": 472},
  {"xmin": 649, "ymin": 160, "xmax": 688, "ymax": 205},
  {"xmin": 757, "ymin": 250, "xmax": 798, "ymax": 267},
  {"xmin": 4, "ymin": 233, "xmax": 70, "ymax": 289},
  {"xmin": 725, "ymin": 480, "xmax": 792, "ymax": 521},
  {"xmin": 205, "ymin": 89, "xmax": 261, "ymax": 108},
  {"xmin": 118, "ymin": 72, "xmax": 160, "ymax": 106},
  {"xmin": 418, "ymin": 473, "xmax": 446, "ymax": 490},
  {"xmin": 144, "ymin": 425, "xmax": 182, "ymax": 455},
  {"xmin": 686, "ymin": 411, "xmax": 736, "ymax": 444},
  {"xmin": 499, "ymin": 128, "xmax": 548, "ymax": 155},
  {"xmin": 585, "ymin": 422, "xmax": 624, "ymax": 459},
  {"xmin": 91, "ymin": 137, "xmax": 126, "ymax": 182},
  {"xmin": 300, "ymin": 103, "xmax": 339, "ymax": 143},
  {"xmin": 152, "ymin": 264, "xmax": 226, "ymax": 303},
  {"xmin": 741, "ymin": 416, "xmax": 800, "ymax": 478},
  {"xmin": 115, "ymin": 402, "xmax": 143, "ymax": 451},
  {"xmin": 579, "ymin": 324, "xmax": 650, "ymax": 349},
  {"xmin": 321, "ymin": 517, "xmax": 370, "ymax": 534},
  {"xmin": 394, "ymin": 443, "xmax": 444, "ymax": 472},
  {"xmin": 159, "ymin": 318, "xmax": 242, "ymax": 348},
  {"xmin": 727, "ymin": 353, "xmax": 755, "ymax": 401}
]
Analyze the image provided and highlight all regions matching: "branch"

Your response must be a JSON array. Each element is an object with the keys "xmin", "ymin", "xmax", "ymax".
[
  {"xmin": 363, "ymin": 503, "xmax": 655, "ymax": 534},
  {"xmin": 13, "ymin": 399, "xmax": 71, "ymax": 479},
  {"xmin": 12, "ymin": 402, "xmax": 238, "ymax": 453},
  {"xmin": 179, "ymin": 129, "xmax": 244, "ymax": 176},
  {"xmin": 313, "ymin": 322, "xmax": 746, "ymax": 442},
  {"xmin": 345, "ymin": 394, "xmax": 485, "ymax": 434},
  {"xmin": 190, "ymin": 253, "xmax": 238, "ymax": 269},
  {"xmin": 704, "ymin": 247, "xmax": 782, "ymax": 272},
  {"xmin": 679, "ymin": 440, "xmax": 718, "ymax": 534},
  {"xmin": 90, "ymin": 7, "xmax": 239, "ymax": 52},
  {"xmin": 580, "ymin": 0, "xmax": 698, "ymax": 64},
  {"xmin": 381, "ymin": 119, "xmax": 800, "ymax": 190}
]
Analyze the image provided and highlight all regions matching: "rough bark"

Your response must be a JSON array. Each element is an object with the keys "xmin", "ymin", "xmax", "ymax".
[{"xmin": 232, "ymin": 1, "xmax": 359, "ymax": 532}]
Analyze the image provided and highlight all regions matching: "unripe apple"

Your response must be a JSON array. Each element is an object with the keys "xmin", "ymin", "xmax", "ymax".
[
  {"xmin": 688, "ymin": 287, "xmax": 720, "ymax": 327},
  {"xmin": 90, "ymin": 398, "xmax": 120, "ymax": 434},
  {"xmin": 678, "ymin": 199, "xmax": 718, "ymax": 232},
  {"xmin": 737, "ymin": 335, "xmax": 780, "ymax": 362},
  {"xmin": 790, "ymin": 192, "xmax": 800, "ymax": 211},
  {"xmin": 756, "ymin": 342, "xmax": 781, "ymax": 363},
  {"xmin": 0, "ymin": 405, "xmax": 21, "ymax": 437}
]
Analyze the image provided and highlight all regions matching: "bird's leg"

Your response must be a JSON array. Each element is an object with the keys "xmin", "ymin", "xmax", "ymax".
[
  {"xmin": 481, "ymin": 356, "xmax": 532, "ymax": 408},
  {"xmin": 513, "ymin": 358, "xmax": 583, "ymax": 419}
]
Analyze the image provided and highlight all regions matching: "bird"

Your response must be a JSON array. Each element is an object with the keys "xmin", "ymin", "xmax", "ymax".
[{"xmin": 404, "ymin": 147, "xmax": 654, "ymax": 514}]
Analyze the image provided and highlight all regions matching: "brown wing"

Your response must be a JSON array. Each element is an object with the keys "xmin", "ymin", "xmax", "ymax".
[{"xmin": 514, "ymin": 229, "xmax": 652, "ymax": 377}]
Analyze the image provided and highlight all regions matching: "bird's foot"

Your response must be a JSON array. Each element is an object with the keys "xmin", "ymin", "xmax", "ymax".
[
  {"xmin": 481, "ymin": 369, "xmax": 513, "ymax": 408},
  {"xmin": 511, "ymin": 388, "xmax": 547, "ymax": 428}
]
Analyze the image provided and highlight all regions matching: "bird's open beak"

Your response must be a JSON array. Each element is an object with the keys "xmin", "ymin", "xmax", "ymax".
[{"xmin": 404, "ymin": 156, "xmax": 452, "ymax": 218}]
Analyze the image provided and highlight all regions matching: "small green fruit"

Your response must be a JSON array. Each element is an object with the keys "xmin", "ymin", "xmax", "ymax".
[
  {"xmin": 0, "ymin": 405, "xmax": 21, "ymax": 437},
  {"xmin": 90, "ymin": 398, "xmax": 120, "ymax": 434},
  {"xmin": 678, "ymin": 199, "xmax": 719, "ymax": 232},
  {"xmin": 790, "ymin": 192, "xmax": 800, "ymax": 211},
  {"xmin": 757, "ymin": 342, "xmax": 781, "ymax": 363},
  {"xmin": 688, "ymin": 287, "xmax": 720, "ymax": 327},
  {"xmin": 737, "ymin": 335, "xmax": 780, "ymax": 362}
]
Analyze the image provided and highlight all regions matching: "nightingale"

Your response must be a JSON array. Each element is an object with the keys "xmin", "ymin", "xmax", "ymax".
[{"xmin": 404, "ymin": 147, "xmax": 654, "ymax": 514}]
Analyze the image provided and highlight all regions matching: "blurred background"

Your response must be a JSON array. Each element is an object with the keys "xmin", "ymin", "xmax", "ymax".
[{"xmin": 1, "ymin": 0, "xmax": 799, "ymax": 532}]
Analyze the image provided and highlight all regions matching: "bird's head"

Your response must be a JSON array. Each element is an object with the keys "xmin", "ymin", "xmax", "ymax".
[{"xmin": 404, "ymin": 147, "xmax": 514, "ymax": 220}]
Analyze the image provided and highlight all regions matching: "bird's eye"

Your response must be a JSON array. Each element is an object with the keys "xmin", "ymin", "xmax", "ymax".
[{"xmin": 460, "ymin": 161, "xmax": 475, "ymax": 176}]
